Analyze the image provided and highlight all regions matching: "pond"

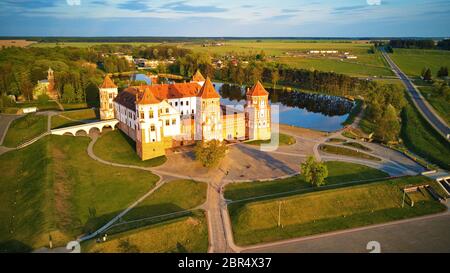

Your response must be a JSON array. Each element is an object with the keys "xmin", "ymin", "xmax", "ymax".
[{"xmin": 214, "ymin": 82, "xmax": 353, "ymax": 132}]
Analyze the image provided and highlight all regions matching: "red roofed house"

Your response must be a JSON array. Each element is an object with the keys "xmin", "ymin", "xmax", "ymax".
[{"xmin": 99, "ymin": 71, "xmax": 271, "ymax": 160}]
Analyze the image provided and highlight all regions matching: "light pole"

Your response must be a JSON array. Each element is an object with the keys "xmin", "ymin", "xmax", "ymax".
[{"xmin": 278, "ymin": 201, "xmax": 283, "ymax": 228}]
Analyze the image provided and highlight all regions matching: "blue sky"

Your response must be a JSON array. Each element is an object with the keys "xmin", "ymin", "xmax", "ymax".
[{"xmin": 0, "ymin": 0, "xmax": 448, "ymax": 37}]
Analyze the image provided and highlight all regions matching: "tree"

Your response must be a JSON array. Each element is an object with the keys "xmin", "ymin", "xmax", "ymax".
[
  {"xmin": 422, "ymin": 68, "xmax": 432, "ymax": 81},
  {"xmin": 194, "ymin": 140, "xmax": 228, "ymax": 168},
  {"xmin": 118, "ymin": 239, "xmax": 140, "ymax": 253},
  {"xmin": 437, "ymin": 66, "xmax": 448, "ymax": 78},
  {"xmin": 375, "ymin": 104, "xmax": 400, "ymax": 143},
  {"xmin": 271, "ymin": 69, "xmax": 279, "ymax": 89},
  {"xmin": 300, "ymin": 156, "xmax": 328, "ymax": 187},
  {"xmin": 62, "ymin": 83, "xmax": 76, "ymax": 103}
]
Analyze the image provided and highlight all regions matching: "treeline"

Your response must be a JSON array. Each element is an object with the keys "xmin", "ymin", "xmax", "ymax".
[
  {"xmin": 0, "ymin": 46, "xmax": 105, "ymax": 105},
  {"xmin": 389, "ymin": 39, "xmax": 450, "ymax": 50}
]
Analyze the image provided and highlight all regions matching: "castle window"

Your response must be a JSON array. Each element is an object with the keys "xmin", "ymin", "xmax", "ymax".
[
  {"xmin": 169, "ymin": 102, "xmax": 172, "ymax": 106},
  {"xmin": 140, "ymin": 112, "xmax": 144, "ymax": 119},
  {"xmin": 172, "ymin": 119, "xmax": 176, "ymax": 125},
  {"xmin": 165, "ymin": 108, "xmax": 169, "ymax": 113},
  {"xmin": 181, "ymin": 101, "xmax": 184, "ymax": 106},
  {"xmin": 109, "ymin": 93, "xmax": 113, "ymax": 99},
  {"xmin": 186, "ymin": 101, "xmax": 189, "ymax": 106},
  {"xmin": 149, "ymin": 111, "xmax": 154, "ymax": 119},
  {"xmin": 109, "ymin": 103, "xmax": 112, "ymax": 108},
  {"xmin": 165, "ymin": 120, "xmax": 170, "ymax": 126},
  {"xmin": 192, "ymin": 109, "xmax": 194, "ymax": 114},
  {"xmin": 175, "ymin": 101, "xmax": 178, "ymax": 106},
  {"xmin": 151, "ymin": 125, "xmax": 155, "ymax": 132},
  {"xmin": 181, "ymin": 110, "xmax": 184, "ymax": 115}
]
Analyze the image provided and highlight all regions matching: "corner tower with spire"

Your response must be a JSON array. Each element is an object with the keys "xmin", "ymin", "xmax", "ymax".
[
  {"xmin": 245, "ymin": 81, "xmax": 271, "ymax": 141},
  {"xmin": 99, "ymin": 75, "xmax": 118, "ymax": 120}
]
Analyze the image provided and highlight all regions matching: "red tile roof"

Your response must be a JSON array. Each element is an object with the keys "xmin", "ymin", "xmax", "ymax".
[
  {"xmin": 137, "ymin": 87, "xmax": 161, "ymax": 105},
  {"xmin": 115, "ymin": 82, "xmax": 202, "ymax": 110},
  {"xmin": 197, "ymin": 77, "xmax": 220, "ymax": 99},
  {"xmin": 192, "ymin": 70, "xmax": 205, "ymax": 82},
  {"xmin": 100, "ymin": 75, "xmax": 117, "ymax": 89},
  {"xmin": 247, "ymin": 81, "xmax": 269, "ymax": 97}
]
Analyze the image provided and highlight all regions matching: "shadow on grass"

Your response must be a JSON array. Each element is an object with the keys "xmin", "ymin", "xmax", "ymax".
[
  {"xmin": 82, "ymin": 203, "xmax": 191, "ymax": 236},
  {"xmin": 0, "ymin": 240, "xmax": 33, "ymax": 253}
]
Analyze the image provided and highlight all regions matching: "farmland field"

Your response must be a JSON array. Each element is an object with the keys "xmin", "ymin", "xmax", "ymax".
[
  {"xmin": 32, "ymin": 40, "xmax": 393, "ymax": 77},
  {"xmin": 0, "ymin": 40, "xmax": 37, "ymax": 48},
  {"xmin": 389, "ymin": 49, "xmax": 450, "ymax": 77}
]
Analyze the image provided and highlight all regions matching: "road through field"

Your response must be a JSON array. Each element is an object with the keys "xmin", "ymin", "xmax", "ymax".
[{"xmin": 381, "ymin": 50, "xmax": 450, "ymax": 140}]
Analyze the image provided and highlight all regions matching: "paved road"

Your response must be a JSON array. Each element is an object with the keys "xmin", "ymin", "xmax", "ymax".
[
  {"xmin": 381, "ymin": 50, "xmax": 450, "ymax": 140},
  {"xmin": 244, "ymin": 211, "xmax": 450, "ymax": 253},
  {"xmin": 0, "ymin": 114, "xmax": 21, "ymax": 145}
]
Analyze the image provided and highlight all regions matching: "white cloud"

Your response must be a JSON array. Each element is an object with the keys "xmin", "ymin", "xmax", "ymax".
[
  {"xmin": 367, "ymin": 0, "xmax": 381, "ymax": 5},
  {"xmin": 67, "ymin": 0, "xmax": 81, "ymax": 6}
]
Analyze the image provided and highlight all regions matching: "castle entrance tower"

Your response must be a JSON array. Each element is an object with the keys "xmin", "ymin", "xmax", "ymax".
[{"xmin": 245, "ymin": 81, "xmax": 271, "ymax": 141}]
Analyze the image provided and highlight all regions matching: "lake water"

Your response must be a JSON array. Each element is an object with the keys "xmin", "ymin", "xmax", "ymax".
[{"xmin": 213, "ymin": 82, "xmax": 351, "ymax": 132}]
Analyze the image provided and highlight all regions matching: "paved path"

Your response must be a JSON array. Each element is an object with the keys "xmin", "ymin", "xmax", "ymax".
[
  {"xmin": 0, "ymin": 114, "xmax": 21, "ymax": 145},
  {"xmin": 79, "ymin": 134, "xmax": 166, "ymax": 242},
  {"xmin": 381, "ymin": 49, "xmax": 450, "ymax": 140},
  {"xmin": 244, "ymin": 211, "xmax": 450, "ymax": 253}
]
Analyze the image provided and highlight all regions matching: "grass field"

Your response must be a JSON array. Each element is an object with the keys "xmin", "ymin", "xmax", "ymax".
[
  {"xmin": 0, "ymin": 135, "xmax": 159, "ymax": 252},
  {"xmin": 342, "ymin": 141, "xmax": 372, "ymax": 152},
  {"xmin": 320, "ymin": 144, "xmax": 381, "ymax": 161},
  {"xmin": 16, "ymin": 101, "xmax": 60, "ymax": 111},
  {"xmin": 389, "ymin": 49, "xmax": 450, "ymax": 77},
  {"xmin": 225, "ymin": 161, "xmax": 389, "ymax": 201},
  {"xmin": 31, "ymin": 42, "xmax": 162, "ymax": 48},
  {"xmin": 245, "ymin": 133, "xmax": 296, "ymax": 146},
  {"xmin": 401, "ymin": 101, "xmax": 450, "ymax": 170},
  {"xmin": 185, "ymin": 40, "xmax": 392, "ymax": 77},
  {"xmin": 83, "ymin": 212, "xmax": 208, "ymax": 253},
  {"xmin": 229, "ymin": 176, "xmax": 446, "ymax": 246},
  {"xmin": 51, "ymin": 108, "xmax": 98, "ymax": 129},
  {"xmin": 123, "ymin": 180, "xmax": 207, "ymax": 221},
  {"xmin": 3, "ymin": 114, "xmax": 47, "ymax": 148},
  {"xmin": 417, "ymin": 85, "xmax": 450, "ymax": 125},
  {"xmin": 94, "ymin": 130, "xmax": 167, "ymax": 167}
]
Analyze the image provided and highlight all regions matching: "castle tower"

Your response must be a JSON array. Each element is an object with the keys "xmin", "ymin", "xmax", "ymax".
[
  {"xmin": 46, "ymin": 67, "xmax": 58, "ymax": 99},
  {"xmin": 135, "ymin": 88, "xmax": 167, "ymax": 160},
  {"xmin": 245, "ymin": 81, "xmax": 271, "ymax": 141},
  {"xmin": 195, "ymin": 77, "xmax": 223, "ymax": 141},
  {"xmin": 191, "ymin": 70, "xmax": 206, "ymax": 87},
  {"xmin": 99, "ymin": 75, "xmax": 118, "ymax": 120}
]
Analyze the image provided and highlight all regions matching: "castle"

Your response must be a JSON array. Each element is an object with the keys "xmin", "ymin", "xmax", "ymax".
[{"xmin": 99, "ymin": 71, "xmax": 271, "ymax": 160}]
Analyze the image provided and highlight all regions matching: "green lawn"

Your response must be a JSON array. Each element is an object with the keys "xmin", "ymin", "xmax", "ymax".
[
  {"xmin": 401, "ymin": 101, "xmax": 450, "ymax": 170},
  {"xmin": 51, "ymin": 108, "xmax": 98, "ymax": 129},
  {"xmin": 0, "ymin": 135, "xmax": 159, "ymax": 252},
  {"xmin": 229, "ymin": 176, "xmax": 446, "ymax": 246},
  {"xmin": 389, "ymin": 49, "xmax": 450, "ymax": 77},
  {"xmin": 94, "ymin": 130, "xmax": 167, "ymax": 167},
  {"xmin": 3, "ymin": 114, "xmax": 47, "ymax": 147},
  {"xmin": 417, "ymin": 85, "xmax": 450, "ymax": 125},
  {"xmin": 123, "ymin": 180, "xmax": 207, "ymax": 221},
  {"xmin": 342, "ymin": 141, "xmax": 372, "ymax": 152},
  {"xmin": 245, "ymin": 133, "xmax": 296, "ymax": 146},
  {"xmin": 225, "ymin": 161, "xmax": 389, "ymax": 201},
  {"xmin": 15, "ymin": 101, "xmax": 59, "ymax": 111},
  {"xmin": 82, "ymin": 212, "xmax": 208, "ymax": 253},
  {"xmin": 320, "ymin": 144, "xmax": 381, "ymax": 161}
]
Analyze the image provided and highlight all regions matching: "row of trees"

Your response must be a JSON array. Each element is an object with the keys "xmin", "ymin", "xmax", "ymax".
[
  {"xmin": 0, "ymin": 46, "xmax": 104, "ymax": 105},
  {"xmin": 422, "ymin": 67, "xmax": 448, "ymax": 81},
  {"xmin": 389, "ymin": 39, "xmax": 450, "ymax": 51}
]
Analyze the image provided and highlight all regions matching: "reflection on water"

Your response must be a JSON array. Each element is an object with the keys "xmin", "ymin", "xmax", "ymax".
[{"xmin": 215, "ymin": 82, "xmax": 352, "ymax": 132}]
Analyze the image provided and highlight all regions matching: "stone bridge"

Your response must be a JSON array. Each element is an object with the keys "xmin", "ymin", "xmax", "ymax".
[{"xmin": 51, "ymin": 119, "xmax": 119, "ymax": 136}]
